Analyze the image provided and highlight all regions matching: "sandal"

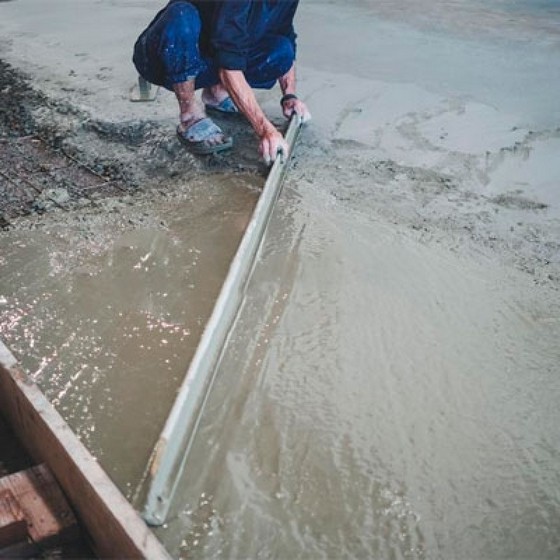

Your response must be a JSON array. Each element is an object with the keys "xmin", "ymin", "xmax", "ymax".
[
  {"xmin": 204, "ymin": 96, "xmax": 240, "ymax": 116},
  {"xmin": 176, "ymin": 118, "xmax": 233, "ymax": 155}
]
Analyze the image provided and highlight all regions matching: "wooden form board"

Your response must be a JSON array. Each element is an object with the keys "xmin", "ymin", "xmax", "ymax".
[
  {"xmin": 0, "ymin": 464, "xmax": 79, "ymax": 547},
  {"xmin": 0, "ymin": 489, "xmax": 27, "ymax": 547},
  {"xmin": 0, "ymin": 343, "xmax": 171, "ymax": 559}
]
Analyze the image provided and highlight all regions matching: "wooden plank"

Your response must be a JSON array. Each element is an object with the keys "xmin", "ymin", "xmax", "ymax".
[
  {"xmin": 0, "ymin": 465, "xmax": 78, "ymax": 546},
  {"xmin": 0, "ymin": 489, "xmax": 27, "ymax": 548},
  {"xmin": 0, "ymin": 415, "xmax": 33, "ymax": 478},
  {"xmin": 0, "ymin": 344, "xmax": 171, "ymax": 560}
]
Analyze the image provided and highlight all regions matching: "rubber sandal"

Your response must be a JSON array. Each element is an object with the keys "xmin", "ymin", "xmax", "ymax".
[
  {"xmin": 176, "ymin": 118, "xmax": 233, "ymax": 155},
  {"xmin": 204, "ymin": 96, "xmax": 240, "ymax": 116}
]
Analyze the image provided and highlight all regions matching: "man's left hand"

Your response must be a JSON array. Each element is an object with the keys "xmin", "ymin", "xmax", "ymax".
[{"xmin": 282, "ymin": 98, "xmax": 312, "ymax": 123}]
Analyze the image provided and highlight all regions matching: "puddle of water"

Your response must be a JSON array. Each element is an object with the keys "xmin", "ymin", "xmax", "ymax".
[
  {"xmin": 0, "ymin": 174, "xmax": 259, "ymax": 497},
  {"xmin": 158, "ymin": 186, "xmax": 560, "ymax": 559}
]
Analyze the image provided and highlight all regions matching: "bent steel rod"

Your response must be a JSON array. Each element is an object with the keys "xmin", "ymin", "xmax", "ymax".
[{"xmin": 143, "ymin": 115, "xmax": 303, "ymax": 525}]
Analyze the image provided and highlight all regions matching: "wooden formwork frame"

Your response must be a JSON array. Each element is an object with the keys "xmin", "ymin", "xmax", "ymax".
[{"xmin": 0, "ymin": 341, "xmax": 170, "ymax": 559}]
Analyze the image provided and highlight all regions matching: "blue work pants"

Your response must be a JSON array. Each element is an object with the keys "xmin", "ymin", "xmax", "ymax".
[{"xmin": 133, "ymin": 1, "xmax": 295, "ymax": 91}]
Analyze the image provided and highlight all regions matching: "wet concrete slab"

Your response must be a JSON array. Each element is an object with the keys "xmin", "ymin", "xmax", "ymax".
[
  {"xmin": 0, "ymin": 175, "xmax": 259, "ymax": 499},
  {"xmin": 158, "ymin": 184, "xmax": 560, "ymax": 559},
  {"xmin": 1, "ymin": 0, "xmax": 560, "ymax": 558}
]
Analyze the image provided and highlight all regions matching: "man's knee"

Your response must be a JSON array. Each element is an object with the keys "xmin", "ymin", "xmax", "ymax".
[
  {"xmin": 163, "ymin": 1, "xmax": 201, "ymax": 37},
  {"xmin": 247, "ymin": 35, "xmax": 295, "ymax": 87},
  {"xmin": 134, "ymin": 1, "xmax": 205, "ymax": 90},
  {"xmin": 263, "ymin": 35, "xmax": 295, "ymax": 74}
]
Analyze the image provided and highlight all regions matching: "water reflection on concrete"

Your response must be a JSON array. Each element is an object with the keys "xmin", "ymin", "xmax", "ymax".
[
  {"xmin": 159, "ymin": 185, "xmax": 560, "ymax": 559},
  {"xmin": 0, "ymin": 175, "xmax": 259, "ymax": 497}
]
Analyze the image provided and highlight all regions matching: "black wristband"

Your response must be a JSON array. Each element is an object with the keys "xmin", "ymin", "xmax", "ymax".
[{"xmin": 280, "ymin": 93, "xmax": 298, "ymax": 106}]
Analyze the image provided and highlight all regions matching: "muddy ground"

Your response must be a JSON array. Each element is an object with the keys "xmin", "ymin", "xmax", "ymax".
[
  {"xmin": 0, "ymin": 58, "xmax": 272, "ymax": 226},
  {"xmin": 1, "ymin": 55, "xmax": 558, "ymax": 290}
]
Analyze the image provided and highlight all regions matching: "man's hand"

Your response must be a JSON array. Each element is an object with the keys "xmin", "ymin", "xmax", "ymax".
[
  {"xmin": 278, "ymin": 65, "xmax": 311, "ymax": 122},
  {"xmin": 282, "ymin": 97, "xmax": 312, "ymax": 123},
  {"xmin": 219, "ymin": 68, "xmax": 292, "ymax": 164},
  {"xmin": 259, "ymin": 125, "xmax": 289, "ymax": 165}
]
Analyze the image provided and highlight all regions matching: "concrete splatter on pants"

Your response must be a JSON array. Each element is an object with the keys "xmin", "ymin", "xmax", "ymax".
[{"xmin": 133, "ymin": 1, "xmax": 295, "ymax": 91}]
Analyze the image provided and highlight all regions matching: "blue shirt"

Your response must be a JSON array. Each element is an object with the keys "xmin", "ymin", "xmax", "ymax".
[{"xmin": 174, "ymin": 0, "xmax": 299, "ymax": 71}]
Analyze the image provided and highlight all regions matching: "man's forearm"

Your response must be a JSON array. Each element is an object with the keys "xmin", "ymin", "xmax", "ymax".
[
  {"xmin": 218, "ymin": 68, "xmax": 275, "ymax": 137},
  {"xmin": 218, "ymin": 68, "xmax": 290, "ymax": 162},
  {"xmin": 278, "ymin": 64, "xmax": 296, "ymax": 96},
  {"xmin": 277, "ymin": 63, "xmax": 310, "ymax": 123}
]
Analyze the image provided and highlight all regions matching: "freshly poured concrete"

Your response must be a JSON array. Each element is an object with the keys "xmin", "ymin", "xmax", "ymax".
[
  {"xmin": 156, "ymin": 1, "xmax": 559, "ymax": 558},
  {"xmin": 1, "ymin": 0, "xmax": 560, "ymax": 558},
  {"xmin": 160, "ymin": 187, "xmax": 560, "ymax": 559},
  {"xmin": 0, "ymin": 176, "xmax": 258, "ymax": 497}
]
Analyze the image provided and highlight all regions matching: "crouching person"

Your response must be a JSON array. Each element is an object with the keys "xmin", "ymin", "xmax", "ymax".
[{"xmin": 133, "ymin": 0, "xmax": 311, "ymax": 162}]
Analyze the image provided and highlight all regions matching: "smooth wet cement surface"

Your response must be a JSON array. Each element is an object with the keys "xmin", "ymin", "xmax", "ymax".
[
  {"xmin": 0, "ymin": 175, "xmax": 259, "ymax": 497},
  {"xmin": 153, "ymin": 2, "xmax": 560, "ymax": 556},
  {"xmin": 158, "ymin": 185, "xmax": 560, "ymax": 559},
  {"xmin": 1, "ymin": 0, "xmax": 560, "ymax": 558}
]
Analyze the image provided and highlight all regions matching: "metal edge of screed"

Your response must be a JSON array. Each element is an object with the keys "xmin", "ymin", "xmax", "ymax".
[{"xmin": 142, "ymin": 115, "xmax": 303, "ymax": 526}]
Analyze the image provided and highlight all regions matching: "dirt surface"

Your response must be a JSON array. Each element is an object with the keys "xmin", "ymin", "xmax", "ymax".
[
  {"xmin": 0, "ymin": 59, "xmax": 133, "ymax": 222},
  {"xmin": 1, "ymin": 54, "xmax": 558, "ymax": 291},
  {"xmin": 291, "ymin": 122, "xmax": 560, "ymax": 289},
  {"xmin": 1, "ymin": 0, "xmax": 558, "ymax": 295},
  {"xmin": 0, "ymin": 58, "xmax": 272, "ymax": 227}
]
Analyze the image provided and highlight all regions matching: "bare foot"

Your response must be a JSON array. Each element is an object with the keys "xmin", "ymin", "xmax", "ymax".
[
  {"xmin": 173, "ymin": 79, "xmax": 205, "ymax": 126},
  {"xmin": 201, "ymin": 83, "xmax": 230, "ymax": 107}
]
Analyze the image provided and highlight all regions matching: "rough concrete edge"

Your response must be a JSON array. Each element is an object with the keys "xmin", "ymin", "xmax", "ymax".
[
  {"xmin": 0, "ymin": 338, "xmax": 171, "ymax": 559},
  {"xmin": 0, "ymin": 341, "xmax": 17, "ymax": 370}
]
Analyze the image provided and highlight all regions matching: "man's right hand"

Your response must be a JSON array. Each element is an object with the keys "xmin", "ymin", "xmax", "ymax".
[
  {"xmin": 218, "ymin": 69, "xmax": 290, "ymax": 164},
  {"xmin": 282, "ymin": 97, "xmax": 312, "ymax": 123},
  {"xmin": 259, "ymin": 126, "xmax": 289, "ymax": 165}
]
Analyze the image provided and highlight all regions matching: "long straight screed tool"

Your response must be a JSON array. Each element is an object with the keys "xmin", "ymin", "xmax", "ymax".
[{"xmin": 143, "ymin": 114, "xmax": 303, "ymax": 525}]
